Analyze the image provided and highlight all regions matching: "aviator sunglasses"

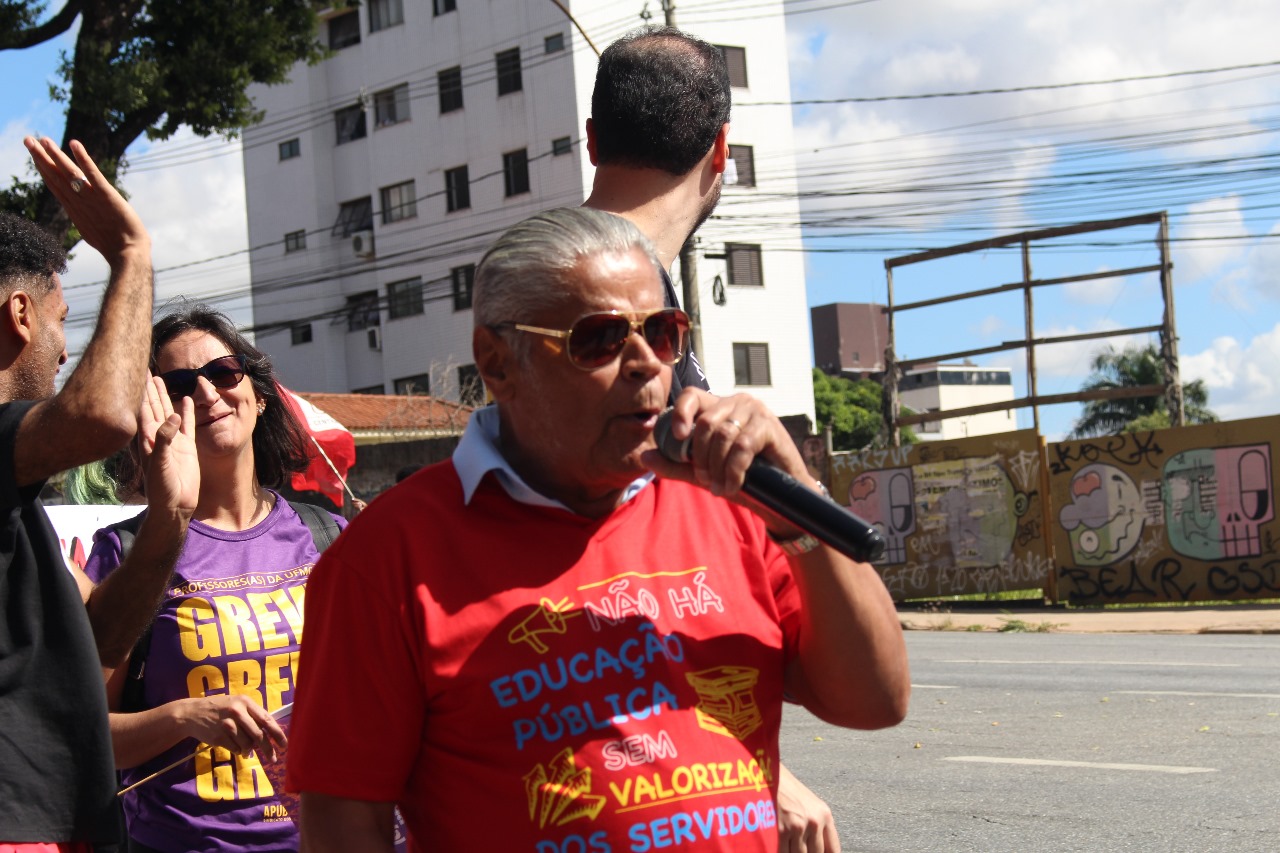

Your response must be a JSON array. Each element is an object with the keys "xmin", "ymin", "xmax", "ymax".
[
  {"xmin": 159, "ymin": 354, "xmax": 249, "ymax": 400},
  {"xmin": 499, "ymin": 307, "xmax": 690, "ymax": 371}
]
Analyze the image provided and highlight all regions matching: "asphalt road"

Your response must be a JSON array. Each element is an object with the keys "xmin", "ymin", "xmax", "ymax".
[{"xmin": 779, "ymin": 632, "xmax": 1280, "ymax": 852}]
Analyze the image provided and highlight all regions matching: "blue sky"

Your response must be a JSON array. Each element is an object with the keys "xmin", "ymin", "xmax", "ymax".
[{"xmin": 3, "ymin": 0, "xmax": 1278, "ymax": 440}]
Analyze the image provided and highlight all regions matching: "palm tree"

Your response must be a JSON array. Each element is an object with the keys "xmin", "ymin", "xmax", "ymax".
[{"xmin": 1068, "ymin": 343, "xmax": 1216, "ymax": 438}]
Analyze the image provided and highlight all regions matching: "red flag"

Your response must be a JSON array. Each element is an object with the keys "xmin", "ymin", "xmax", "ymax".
[{"xmin": 279, "ymin": 386, "xmax": 357, "ymax": 507}]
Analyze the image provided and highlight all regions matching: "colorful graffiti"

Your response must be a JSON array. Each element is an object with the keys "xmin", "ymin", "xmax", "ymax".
[
  {"xmin": 828, "ymin": 416, "xmax": 1280, "ymax": 605},
  {"xmin": 1050, "ymin": 418, "xmax": 1280, "ymax": 605},
  {"xmin": 830, "ymin": 430, "xmax": 1051, "ymax": 600}
]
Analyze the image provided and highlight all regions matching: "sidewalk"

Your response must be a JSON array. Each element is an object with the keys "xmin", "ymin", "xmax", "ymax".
[{"xmin": 898, "ymin": 602, "xmax": 1280, "ymax": 634}]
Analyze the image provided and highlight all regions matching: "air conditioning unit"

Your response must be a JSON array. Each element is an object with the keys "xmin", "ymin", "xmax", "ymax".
[
  {"xmin": 367, "ymin": 327, "xmax": 382, "ymax": 351},
  {"xmin": 351, "ymin": 230, "xmax": 375, "ymax": 260}
]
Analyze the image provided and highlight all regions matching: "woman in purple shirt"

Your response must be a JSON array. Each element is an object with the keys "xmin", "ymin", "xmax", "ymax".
[{"xmin": 85, "ymin": 306, "xmax": 345, "ymax": 853}]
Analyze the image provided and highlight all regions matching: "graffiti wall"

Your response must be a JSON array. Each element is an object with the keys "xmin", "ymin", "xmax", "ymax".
[
  {"xmin": 829, "ymin": 430, "xmax": 1053, "ymax": 601},
  {"xmin": 1048, "ymin": 415, "xmax": 1280, "ymax": 605}
]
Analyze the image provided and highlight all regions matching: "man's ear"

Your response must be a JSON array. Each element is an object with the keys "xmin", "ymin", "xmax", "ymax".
[
  {"xmin": 710, "ymin": 123, "xmax": 730, "ymax": 174},
  {"xmin": 4, "ymin": 291, "xmax": 36, "ymax": 345},
  {"xmin": 474, "ymin": 325, "xmax": 516, "ymax": 402},
  {"xmin": 585, "ymin": 118, "xmax": 599, "ymax": 166}
]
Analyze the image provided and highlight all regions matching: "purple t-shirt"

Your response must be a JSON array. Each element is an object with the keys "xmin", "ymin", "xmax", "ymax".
[{"xmin": 85, "ymin": 493, "xmax": 345, "ymax": 853}]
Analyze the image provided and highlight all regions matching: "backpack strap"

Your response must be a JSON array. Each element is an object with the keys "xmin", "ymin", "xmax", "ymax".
[
  {"xmin": 286, "ymin": 499, "xmax": 341, "ymax": 553},
  {"xmin": 119, "ymin": 500, "xmax": 340, "ymax": 713}
]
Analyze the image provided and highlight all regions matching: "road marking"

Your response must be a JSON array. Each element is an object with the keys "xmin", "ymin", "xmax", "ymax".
[
  {"xmin": 1118, "ymin": 690, "xmax": 1280, "ymax": 699},
  {"xmin": 911, "ymin": 684, "xmax": 959, "ymax": 689},
  {"xmin": 937, "ymin": 659, "xmax": 1241, "ymax": 667},
  {"xmin": 943, "ymin": 756, "xmax": 1217, "ymax": 774}
]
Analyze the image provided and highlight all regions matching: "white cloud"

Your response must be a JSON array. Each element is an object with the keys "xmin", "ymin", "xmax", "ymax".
[
  {"xmin": 1175, "ymin": 195, "xmax": 1246, "ymax": 282},
  {"xmin": 970, "ymin": 314, "xmax": 1006, "ymax": 338},
  {"xmin": 1242, "ymin": 221, "xmax": 1280, "ymax": 301},
  {"xmin": 1181, "ymin": 323, "xmax": 1280, "ymax": 421}
]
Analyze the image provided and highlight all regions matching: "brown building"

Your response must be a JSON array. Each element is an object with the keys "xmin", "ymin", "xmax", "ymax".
[{"xmin": 810, "ymin": 303, "xmax": 890, "ymax": 378}]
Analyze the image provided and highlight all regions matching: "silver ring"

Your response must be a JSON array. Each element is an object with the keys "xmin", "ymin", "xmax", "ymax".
[
  {"xmin": 69, "ymin": 179, "xmax": 83, "ymax": 194},
  {"xmin": 727, "ymin": 418, "xmax": 742, "ymax": 430}
]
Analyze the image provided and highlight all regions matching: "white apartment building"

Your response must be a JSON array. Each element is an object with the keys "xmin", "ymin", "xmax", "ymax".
[
  {"xmin": 899, "ymin": 364, "xmax": 1017, "ymax": 441},
  {"xmin": 242, "ymin": 0, "xmax": 815, "ymax": 424}
]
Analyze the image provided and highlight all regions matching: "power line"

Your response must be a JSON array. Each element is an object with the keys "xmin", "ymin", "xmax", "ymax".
[{"xmin": 744, "ymin": 58, "xmax": 1280, "ymax": 106}]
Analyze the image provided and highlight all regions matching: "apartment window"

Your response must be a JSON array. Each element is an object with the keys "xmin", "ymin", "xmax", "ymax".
[
  {"xmin": 347, "ymin": 291, "xmax": 381, "ymax": 332},
  {"xmin": 290, "ymin": 323, "xmax": 312, "ymax": 346},
  {"xmin": 733, "ymin": 343, "xmax": 771, "ymax": 386},
  {"xmin": 387, "ymin": 277, "xmax": 424, "ymax": 319},
  {"xmin": 374, "ymin": 83, "xmax": 410, "ymax": 127},
  {"xmin": 433, "ymin": 0, "xmax": 456, "ymax": 15},
  {"xmin": 451, "ymin": 263, "xmax": 475, "ymax": 311},
  {"xmin": 445, "ymin": 165, "xmax": 470, "ymax": 212},
  {"xmin": 328, "ymin": 11, "xmax": 361, "ymax": 50},
  {"xmin": 334, "ymin": 103, "xmax": 367, "ymax": 145},
  {"xmin": 438, "ymin": 66, "xmax": 463, "ymax": 113},
  {"xmin": 716, "ymin": 45, "xmax": 748, "ymax": 88},
  {"xmin": 726, "ymin": 243, "xmax": 763, "ymax": 287},
  {"xmin": 380, "ymin": 180, "xmax": 417, "ymax": 224},
  {"xmin": 545, "ymin": 33, "xmax": 565, "ymax": 53},
  {"xmin": 551, "ymin": 136, "xmax": 572, "ymax": 156},
  {"xmin": 458, "ymin": 364, "xmax": 483, "ymax": 406},
  {"xmin": 496, "ymin": 47, "xmax": 522, "ymax": 95},
  {"xmin": 368, "ymin": 0, "xmax": 403, "ymax": 32},
  {"xmin": 352, "ymin": 384, "xmax": 385, "ymax": 395},
  {"xmin": 278, "ymin": 138, "xmax": 300, "ymax": 161},
  {"xmin": 332, "ymin": 196, "xmax": 373, "ymax": 237},
  {"xmin": 394, "ymin": 373, "xmax": 431, "ymax": 396},
  {"xmin": 503, "ymin": 148, "xmax": 529, "ymax": 197},
  {"xmin": 284, "ymin": 230, "xmax": 307, "ymax": 252},
  {"xmin": 726, "ymin": 144, "xmax": 755, "ymax": 188}
]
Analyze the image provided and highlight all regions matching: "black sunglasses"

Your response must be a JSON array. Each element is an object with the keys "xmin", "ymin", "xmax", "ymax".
[
  {"xmin": 499, "ymin": 307, "xmax": 690, "ymax": 371},
  {"xmin": 159, "ymin": 354, "xmax": 249, "ymax": 400}
]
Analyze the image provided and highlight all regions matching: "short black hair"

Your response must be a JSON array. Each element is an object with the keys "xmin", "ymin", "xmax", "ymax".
[
  {"xmin": 591, "ymin": 27, "xmax": 731, "ymax": 177},
  {"xmin": 150, "ymin": 304, "xmax": 311, "ymax": 488},
  {"xmin": 395, "ymin": 464, "xmax": 423, "ymax": 483},
  {"xmin": 0, "ymin": 211, "xmax": 66, "ymax": 296}
]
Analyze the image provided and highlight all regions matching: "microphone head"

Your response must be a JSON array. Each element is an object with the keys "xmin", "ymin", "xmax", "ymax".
[{"xmin": 653, "ymin": 408, "xmax": 691, "ymax": 463}]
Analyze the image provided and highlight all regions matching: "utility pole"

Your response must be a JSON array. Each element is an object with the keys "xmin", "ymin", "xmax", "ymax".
[{"xmin": 662, "ymin": 0, "xmax": 707, "ymax": 367}]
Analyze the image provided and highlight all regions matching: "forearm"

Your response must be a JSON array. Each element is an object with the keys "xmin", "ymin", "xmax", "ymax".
[
  {"xmin": 111, "ymin": 701, "xmax": 201, "ymax": 769},
  {"xmin": 87, "ymin": 508, "xmax": 189, "ymax": 670},
  {"xmin": 58, "ymin": 246, "xmax": 154, "ymax": 439},
  {"xmin": 786, "ymin": 548, "xmax": 910, "ymax": 730}
]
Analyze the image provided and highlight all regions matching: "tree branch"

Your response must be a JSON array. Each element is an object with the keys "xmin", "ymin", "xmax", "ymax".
[{"xmin": 0, "ymin": 0, "xmax": 82, "ymax": 50}]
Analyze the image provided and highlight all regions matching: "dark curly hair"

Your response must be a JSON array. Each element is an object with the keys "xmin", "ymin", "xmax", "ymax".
[
  {"xmin": 0, "ymin": 212, "xmax": 66, "ymax": 296},
  {"xmin": 150, "ymin": 303, "xmax": 311, "ymax": 487},
  {"xmin": 591, "ymin": 27, "xmax": 731, "ymax": 177}
]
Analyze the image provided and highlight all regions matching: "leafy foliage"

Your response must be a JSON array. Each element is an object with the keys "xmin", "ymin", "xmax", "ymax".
[
  {"xmin": 812, "ymin": 369, "xmax": 915, "ymax": 451},
  {"xmin": 1, "ymin": 0, "xmax": 325, "ymax": 242},
  {"xmin": 1069, "ymin": 342, "xmax": 1216, "ymax": 438}
]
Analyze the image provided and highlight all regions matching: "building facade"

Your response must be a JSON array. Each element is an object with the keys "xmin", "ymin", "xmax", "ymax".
[
  {"xmin": 242, "ymin": 0, "xmax": 815, "ymax": 423},
  {"xmin": 898, "ymin": 364, "xmax": 1017, "ymax": 441},
  {"xmin": 811, "ymin": 302, "xmax": 1016, "ymax": 441}
]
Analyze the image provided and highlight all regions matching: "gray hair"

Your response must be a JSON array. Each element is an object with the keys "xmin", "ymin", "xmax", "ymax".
[{"xmin": 473, "ymin": 208, "xmax": 664, "ymax": 339}]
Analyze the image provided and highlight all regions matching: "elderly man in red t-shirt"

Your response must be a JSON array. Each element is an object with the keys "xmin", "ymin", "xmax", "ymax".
[{"xmin": 287, "ymin": 207, "xmax": 909, "ymax": 853}]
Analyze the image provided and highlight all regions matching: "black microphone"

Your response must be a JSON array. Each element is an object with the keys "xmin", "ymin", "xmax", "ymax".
[{"xmin": 653, "ymin": 409, "xmax": 886, "ymax": 563}]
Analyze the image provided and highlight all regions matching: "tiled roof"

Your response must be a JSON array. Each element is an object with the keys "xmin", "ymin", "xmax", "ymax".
[{"xmin": 295, "ymin": 392, "xmax": 473, "ymax": 440}]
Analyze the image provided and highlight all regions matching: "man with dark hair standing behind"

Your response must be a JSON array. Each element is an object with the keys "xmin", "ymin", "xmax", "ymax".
[
  {"xmin": 0, "ymin": 138, "xmax": 195, "ymax": 851},
  {"xmin": 583, "ymin": 26, "xmax": 728, "ymax": 398},
  {"xmin": 584, "ymin": 27, "xmax": 844, "ymax": 853}
]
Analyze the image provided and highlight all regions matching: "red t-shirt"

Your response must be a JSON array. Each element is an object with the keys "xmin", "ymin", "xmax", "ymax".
[{"xmin": 288, "ymin": 463, "xmax": 801, "ymax": 853}]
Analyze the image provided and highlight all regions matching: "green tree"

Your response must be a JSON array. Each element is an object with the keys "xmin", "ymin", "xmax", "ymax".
[
  {"xmin": 812, "ymin": 369, "xmax": 916, "ymax": 451},
  {"xmin": 1, "ymin": 0, "xmax": 326, "ymax": 244},
  {"xmin": 1069, "ymin": 342, "xmax": 1216, "ymax": 438}
]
